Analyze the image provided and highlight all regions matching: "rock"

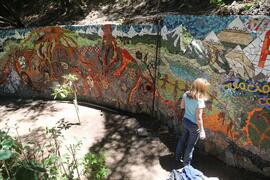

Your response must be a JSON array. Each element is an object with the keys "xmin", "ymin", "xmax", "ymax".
[
  {"xmin": 263, "ymin": 167, "xmax": 270, "ymax": 177},
  {"xmin": 137, "ymin": 127, "xmax": 149, "ymax": 137},
  {"xmin": 231, "ymin": 1, "xmax": 237, "ymax": 6},
  {"xmin": 158, "ymin": 125, "xmax": 169, "ymax": 134},
  {"xmin": 234, "ymin": 154, "xmax": 259, "ymax": 173},
  {"xmin": 217, "ymin": 0, "xmax": 270, "ymax": 15},
  {"xmin": 224, "ymin": 150, "xmax": 236, "ymax": 166}
]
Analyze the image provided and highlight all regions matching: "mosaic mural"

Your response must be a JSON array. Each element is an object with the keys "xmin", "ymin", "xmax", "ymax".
[
  {"xmin": 1, "ymin": 16, "xmax": 270, "ymax": 173},
  {"xmin": 0, "ymin": 24, "xmax": 158, "ymax": 114}
]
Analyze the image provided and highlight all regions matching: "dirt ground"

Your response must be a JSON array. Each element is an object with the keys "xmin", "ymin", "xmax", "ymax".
[{"xmin": 0, "ymin": 97, "xmax": 268, "ymax": 180}]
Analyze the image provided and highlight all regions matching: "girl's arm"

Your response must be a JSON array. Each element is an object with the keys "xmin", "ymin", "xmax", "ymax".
[
  {"xmin": 181, "ymin": 98, "xmax": 185, "ymax": 109},
  {"xmin": 196, "ymin": 108, "xmax": 206, "ymax": 139}
]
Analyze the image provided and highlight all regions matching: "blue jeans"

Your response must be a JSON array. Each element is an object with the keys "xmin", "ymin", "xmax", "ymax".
[{"xmin": 175, "ymin": 118, "xmax": 200, "ymax": 166}]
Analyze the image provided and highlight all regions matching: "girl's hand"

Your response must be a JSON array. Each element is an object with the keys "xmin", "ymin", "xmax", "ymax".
[{"xmin": 200, "ymin": 129, "xmax": 206, "ymax": 140}]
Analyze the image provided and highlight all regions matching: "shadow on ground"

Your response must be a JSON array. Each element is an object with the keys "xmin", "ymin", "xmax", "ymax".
[
  {"xmin": 0, "ymin": 96, "xmax": 58, "ymax": 122},
  {"xmin": 89, "ymin": 112, "xmax": 169, "ymax": 179},
  {"xmin": 0, "ymin": 97, "xmax": 57, "ymax": 123},
  {"xmin": 90, "ymin": 109, "xmax": 269, "ymax": 180}
]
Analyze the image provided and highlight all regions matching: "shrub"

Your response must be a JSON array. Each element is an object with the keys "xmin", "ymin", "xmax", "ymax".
[
  {"xmin": 1, "ymin": 127, "xmax": 108, "ymax": 180},
  {"xmin": 83, "ymin": 152, "xmax": 108, "ymax": 180},
  {"xmin": 0, "ymin": 130, "xmax": 45, "ymax": 180}
]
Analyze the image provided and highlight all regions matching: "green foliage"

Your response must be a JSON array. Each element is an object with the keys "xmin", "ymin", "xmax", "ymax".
[
  {"xmin": 244, "ymin": 4, "xmax": 252, "ymax": 11},
  {"xmin": 14, "ymin": 160, "xmax": 46, "ymax": 180},
  {"xmin": 83, "ymin": 152, "xmax": 108, "ymax": 180},
  {"xmin": 52, "ymin": 74, "xmax": 78, "ymax": 99},
  {"xmin": 1, "ymin": 126, "xmax": 108, "ymax": 180},
  {"xmin": 52, "ymin": 73, "xmax": 81, "ymax": 124},
  {"xmin": 0, "ymin": 130, "xmax": 22, "ymax": 178},
  {"xmin": 0, "ymin": 150, "xmax": 12, "ymax": 161},
  {"xmin": 42, "ymin": 154, "xmax": 59, "ymax": 179},
  {"xmin": 209, "ymin": 0, "xmax": 225, "ymax": 7},
  {"xmin": 0, "ymin": 130, "xmax": 46, "ymax": 180},
  {"xmin": 0, "ymin": 130, "xmax": 22, "ymax": 155}
]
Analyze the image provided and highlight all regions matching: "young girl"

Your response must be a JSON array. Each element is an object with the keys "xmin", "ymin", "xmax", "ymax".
[{"xmin": 175, "ymin": 78, "xmax": 210, "ymax": 166}]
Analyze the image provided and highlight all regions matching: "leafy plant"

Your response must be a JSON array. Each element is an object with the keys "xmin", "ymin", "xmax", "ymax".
[
  {"xmin": 209, "ymin": 0, "xmax": 225, "ymax": 7},
  {"xmin": 14, "ymin": 160, "xmax": 46, "ymax": 180},
  {"xmin": 0, "ymin": 130, "xmax": 46, "ymax": 180},
  {"xmin": 52, "ymin": 74, "xmax": 81, "ymax": 124},
  {"xmin": 44, "ymin": 121, "xmax": 108, "ymax": 180},
  {"xmin": 0, "ymin": 130, "xmax": 22, "ymax": 179},
  {"xmin": 83, "ymin": 152, "xmax": 108, "ymax": 180},
  {"xmin": 244, "ymin": 3, "xmax": 252, "ymax": 11},
  {"xmin": 42, "ymin": 154, "xmax": 60, "ymax": 179}
]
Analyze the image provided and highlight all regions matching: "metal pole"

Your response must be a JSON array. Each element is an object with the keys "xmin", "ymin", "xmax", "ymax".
[{"xmin": 151, "ymin": 18, "xmax": 162, "ymax": 117}]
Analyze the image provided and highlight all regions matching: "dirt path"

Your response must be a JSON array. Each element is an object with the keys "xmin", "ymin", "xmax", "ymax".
[
  {"xmin": 0, "ymin": 97, "xmax": 268, "ymax": 180},
  {"xmin": 0, "ymin": 98, "xmax": 170, "ymax": 179}
]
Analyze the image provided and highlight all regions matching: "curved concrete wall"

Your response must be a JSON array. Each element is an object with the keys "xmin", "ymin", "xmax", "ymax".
[{"xmin": 0, "ymin": 16, "xmax": 270, "ymax": 176}]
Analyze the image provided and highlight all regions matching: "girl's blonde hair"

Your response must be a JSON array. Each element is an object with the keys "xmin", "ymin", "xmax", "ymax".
[{"xmin": 187, "ymin": 78, "xmax": 210, "ymax": 100}]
